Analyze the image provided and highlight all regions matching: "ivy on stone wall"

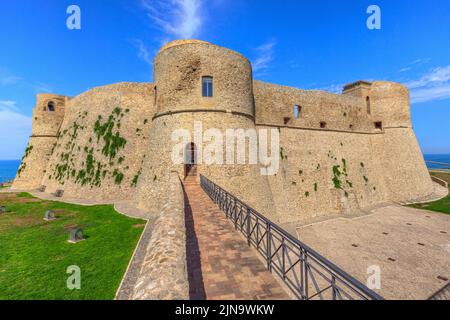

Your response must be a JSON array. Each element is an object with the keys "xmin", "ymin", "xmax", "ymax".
[
  {"xmin": 332, "ymin": 158, "xmax": 353, "ymax": 197},
  {"xmin": 17, "ymin": 145, "xmax": 34, "ymax": 177},
  {"xmin": 49, "ymin": 107, "xmax": 130, "ymax": 189}
]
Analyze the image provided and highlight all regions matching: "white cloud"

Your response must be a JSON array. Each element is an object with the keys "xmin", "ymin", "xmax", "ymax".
[
  {"xmin": 400, "ymin": 67, "xmax": 411, "ymax": 73},
  {"xmin": 141, "ymin": 0, "xmax": 203, "ymax": 39},
  {"xmin": 404, "ymin": 66, "xmax": 450, "ymax": 103},
  {"xmin": 252, "ymin": 40, "xmax": 276, "ymax": 76},
  {"xmin": 32, "ymin": 82, "xmax": 53, "ymax": 93},
  {"xmin": 1, "ymin": 75, "xmax": 23, "ymax": 86},
  {"xmin": 0, "ymin": 100, "xmax": 19, "ymax": 112},
  {"xmin": 131, "ymin": 39, "xmax": 153, "ymax": 66},
  {"xmin": 0, "ymin": 101, "xmax": 32, "ymax": 160}
]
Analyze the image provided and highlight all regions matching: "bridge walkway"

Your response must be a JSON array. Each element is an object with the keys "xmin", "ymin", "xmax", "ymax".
[{"xmin": 183, "ymin": 177, "xmax": 289, "ymax": 300}]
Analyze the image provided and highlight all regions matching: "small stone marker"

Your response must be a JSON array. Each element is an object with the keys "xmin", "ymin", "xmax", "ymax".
[
  {"xmin": 54, "ymin": 189, "xmax": 64, "ymax": 198},
  {"xmin": 68, "ymin": 227, "xmax": 85, "ymax": 244},
  {"xmin": 44, "ymin": 210, "xmax": 56, "ymax": 221},
  {"xmin": 0, "ymin": 206, "xmax": 6, "ymax": 214}
]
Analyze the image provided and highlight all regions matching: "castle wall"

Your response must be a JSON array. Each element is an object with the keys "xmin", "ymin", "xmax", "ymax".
[
  {"xmin": 258, "ymin": 126, "xmax": 390, "ymax": 223},
  {"xmin": 254, "ymin": 81, "xmax": 375, "ymax": 133},
  {"xmin": 13, "ymin": 40, "xmax": 436, "ymax": 225},
  {"xmin": 40, "ymin": 82, "xmax": 155, "ymax": 201},
  {"xmin": 135, "ymin": 112, "xmax": 277, "ymax": 220},
  {"xmin": 254, "ymin": 81, "xmax": 435, "ymax": 223},
  {"xmin": 134, "ymin": 40, "xmax": 277, "ymax": 219},
  {"xmin": 12, "ymin": 94, "xmax": 67, "ymax": 190},
  {"xmin": 374, "ymin": 128, "xmax": 434, "ymax": 202},
  {"xmin": 12, "ymin": 137, "xmax": 58, "ymax": 189}
]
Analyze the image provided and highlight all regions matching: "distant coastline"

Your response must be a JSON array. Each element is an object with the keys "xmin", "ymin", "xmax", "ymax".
[
  {"xmin": 0, "ymin": 155, "xmax": 449, "ymax": 184},
  {"xmin": 424, "ymin": 154, "xmax": 450, "ymax": 170}
]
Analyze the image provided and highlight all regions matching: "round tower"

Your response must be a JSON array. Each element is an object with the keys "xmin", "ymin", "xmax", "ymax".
[
  {"xmin": 369, "ymin": 81, "xmax": 411, "ymax": 129},
  {"xmin": 12, "ymin": 93, "xmax": 68, "ymax": 190},
  {"xmin": 153, "ymin": 39, "xmax": 254, "ymax": 117},
  {"xmin": 134, "ymin": 40, "xmax": 277, "ymax": 220}
]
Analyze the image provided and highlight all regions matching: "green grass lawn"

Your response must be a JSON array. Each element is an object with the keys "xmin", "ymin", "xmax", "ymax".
[
  {"xmin": 409, "ymin": 187, "xmax": 450, "ymax": 216},
  {"xmin": 0, "ymin": 192, "xmax": 145, "ymax": 300}
]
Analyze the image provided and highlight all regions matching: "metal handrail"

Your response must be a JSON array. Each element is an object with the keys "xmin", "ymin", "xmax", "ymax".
[
  {"xmin": 200, "ymin": 175, "xmax": 384, "ymax": 300},
  {"xmin": 426, "ymin": 161, "xmax": 450, "ymax": 168}
]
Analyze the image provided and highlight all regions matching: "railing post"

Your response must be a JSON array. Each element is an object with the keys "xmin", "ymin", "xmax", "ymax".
[
  {"xmin": 304, "ymin": 250, "xmax": 309, "ymax": 300},
  {"xmin": 332, "ymin": 275, "xmax": 337, "ymax": 300},
  {"xmin": 282, "ymin": 239, "xmax": 286, "ymax": 280},
  {"xmin": 267, "ymin": 222, "xmax": 272, "ymax": 272},
  {"xmin": 246, "ymin": 207, "xmax": 251, "ymax": 245}
]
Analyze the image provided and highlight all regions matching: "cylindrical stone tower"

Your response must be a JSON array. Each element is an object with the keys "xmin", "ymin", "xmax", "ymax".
[
  {"xmin": 12, "ymin": 94, "xmax": 67, "ymax": 189},
  {"xmin": 369, "ymin": 82, "xmax": 434, "ymax": 202},
  {"xmin": 134, "ymin": 40, "xmax": 277, "ymax": 220}
]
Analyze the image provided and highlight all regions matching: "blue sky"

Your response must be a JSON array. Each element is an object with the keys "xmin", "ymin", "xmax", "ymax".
[{"xmin": 0, "ymin": 0, "xmax": 449, "ymax": 160}]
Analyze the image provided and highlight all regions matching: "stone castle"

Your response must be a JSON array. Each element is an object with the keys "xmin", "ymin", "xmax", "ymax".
[{"xmin": 13, "ymin": 39, "xmax": 436, "ymax": 223}]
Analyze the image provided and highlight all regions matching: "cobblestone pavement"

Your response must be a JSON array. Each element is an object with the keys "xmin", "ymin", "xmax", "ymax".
[{"xmin": 183, "ymin": 178, "xmax": 289, "ymax": 300}]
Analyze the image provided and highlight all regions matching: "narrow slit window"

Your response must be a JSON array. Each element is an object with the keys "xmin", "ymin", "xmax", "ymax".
[
  {"xmin": 366, "ymin": 96, "xmax": 371, "ymax": 114},
  {"xmin": 294, "ymin": 105, "xmax": 302, "ymax": 119},
  {"xmin": 202, "ymin": 76, "xmax": 213, "ymax": 97}
]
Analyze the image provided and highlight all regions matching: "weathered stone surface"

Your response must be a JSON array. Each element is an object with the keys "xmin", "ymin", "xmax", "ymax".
[
  {"xmin": 12, "ymin": 39, "xmax": 437, "ymax": 224},
  {"xmin": 131, "ymin": 172, "xmax": 189, "ymax": 300}
]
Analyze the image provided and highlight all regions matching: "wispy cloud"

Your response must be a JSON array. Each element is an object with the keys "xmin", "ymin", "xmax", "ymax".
[
  {"xmin": 141, "ymin": 0, "xmax": 203, "ymax": 39},
  {"xmin": 0, "ymin": 101, "xmax": 32, "ymax": 160},
  {"xmin": 131, "ymin": 39, "xmax": 153, "ymax": 66},
  {"xmin": 252, "ymin": 40, "xmax": 276, "ymax": 77},
  {"xmin": 404, "ymin": 66, "xmax": 450, "ymax": 103},
  {"xmin": 0, "ymin": 100, "xmax": 20, "ymax": 112},
  {"xmin": 399, "ymin": 58, "xmax": 431, "ymax": 73},
  {"xmin": 1, "ymin": 75, "xmax": 23, "ymax": 86},
  {"xmin": 32, "ymin": 82, "xmax": 53, "ymax": 93}
]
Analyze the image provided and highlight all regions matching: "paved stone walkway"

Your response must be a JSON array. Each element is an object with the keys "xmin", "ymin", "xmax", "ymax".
[{"xmin": 183, "ymin": 178, "xmax": 289, "ymax": 300}]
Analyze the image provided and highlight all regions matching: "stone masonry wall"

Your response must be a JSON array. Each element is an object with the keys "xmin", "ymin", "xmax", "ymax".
[
  {"xmin": 135, "ymin": 40, "xmax": 276, "ymax": 220},
  {"xmin": 12, "ymin": 93, "xmax": 67, "ymax": 190},
  {"xmin": 40, "ymin": 82, "xmax": 154, "ymax": 201},
  {"xmin": 14, "ymin": 39, "xmax": 436, "ymax": 226},
  {"xmin": 132, "ymin": 172, "xmax": 189, "ymax": 300}
]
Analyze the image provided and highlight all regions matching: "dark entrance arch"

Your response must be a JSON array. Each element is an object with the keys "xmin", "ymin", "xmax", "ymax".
[{"xmin": 185, "ymin": 142, "xmax": 198, "ymax": 177}]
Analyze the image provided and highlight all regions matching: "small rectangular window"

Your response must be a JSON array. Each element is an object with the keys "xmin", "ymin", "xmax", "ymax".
[{"xmin": 202, "ymin": 76, "xmax": 213, "ymax": 97}]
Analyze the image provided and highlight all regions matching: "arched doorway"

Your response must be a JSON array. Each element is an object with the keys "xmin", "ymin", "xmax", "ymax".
[{"xmin": 185, "ymin": 142, "xmax": 198, "ymax": 177}]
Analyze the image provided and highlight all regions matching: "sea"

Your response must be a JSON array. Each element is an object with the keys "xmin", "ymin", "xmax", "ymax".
[
  {"xmin": 0, "ymin": 155, "xmax": 449, "ymax": 184},
  {"xmin": 0, "ymin": 160, "xmax": 21, "ymax": 184}
]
